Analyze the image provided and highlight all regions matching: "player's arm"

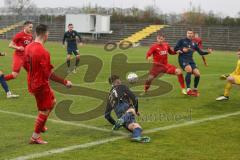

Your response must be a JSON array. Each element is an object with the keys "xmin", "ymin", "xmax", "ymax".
[
  {"xmin": 76, "ymin": 31, "xmax": 82, "ymax": 43},
  {"xmin": 198, "ymin": 40, "xmax": 203, "ymax": 49},
  {"xmin": 49, "ymin": 73, "xmax": 72, "ymax": 87},
  {"xmin": 125, "ymin": 86, "xmax": 139, "ymax": 114},
  {"xmin": 168, "ymin": 45, "xmax": 177, "ymax": 55},
  {"xmin": 195, "ymin": 44, "xmax": 212, "ymax": 55},
  {"xmin": 40, "ymin": 53, "xmax": 72, "ymax": 87},
  {"xmin": 174, "ymin": 39, "xmax": 183, "ymax": 54},
  {"xmin": 104, "ymin": 100, "xmax": 116, "ymax": 125},
  {"xmin": 146, "ymin": 46, "xmax": 155, "ymax": 62},
  {"xmin": 9, "ymin": 35, "xmax": 24, "ymax": 51},
  {"xmin": 62, "ymin": 32, "xmax": 66, "ymax": 46}
]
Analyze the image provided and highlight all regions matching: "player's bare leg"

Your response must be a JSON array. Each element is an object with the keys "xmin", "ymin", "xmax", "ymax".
[
  {"xmin": 113, "ymin": 108, "xmax": 150, "ymax": 143},
  {"xmin": 192, "ymin": 68, "xmax": 201, "ymax": 97},
  {"xmin": 113, "ymin": 108, "xmax": 137, "ymax": 130},
  {"xmin": 175, "ymin": 68, "xmax": 186, "ymax": 94},
  {"xmin": 144, "ymin": 74, "xmax": 154, "ymax": 93},
  {"xmin": 142, "ymin": 73, "xmax": 164, "ymax": 96}
]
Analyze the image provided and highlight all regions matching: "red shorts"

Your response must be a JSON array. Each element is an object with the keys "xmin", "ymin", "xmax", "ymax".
[
  {"xmin": 12, "ymin": 54, "xmax": 25, "ymax": 73},
  {"xmin": 149, "ymin": 63, "xmax": 177, "ymax": 77},
  {"xmin": 33, "ymin": 85, "xmax": 56, "ymax": 111}
]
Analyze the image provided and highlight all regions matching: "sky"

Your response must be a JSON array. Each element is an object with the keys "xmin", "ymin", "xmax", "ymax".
[{"xmin": 0, "ymin": 0, "xmax": 239, "ymax": 17}]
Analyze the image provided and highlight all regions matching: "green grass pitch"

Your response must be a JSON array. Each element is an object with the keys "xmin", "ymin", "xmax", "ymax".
[{"xmin": 0, "ymin": 39, "xmax": 239, "ymax": 160}]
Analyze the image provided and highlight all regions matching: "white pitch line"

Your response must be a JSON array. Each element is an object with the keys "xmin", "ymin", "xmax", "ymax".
[
  {"xmin": 11, "ymin": 136, "xmax": 125, "ymax": 160},
  {"xmin": 10, "ymin": 110, "xmax": 240, "ymax": 160},
  {"xmin": 0, "ymin": 109, "xmax": 128, "ymax": 136},
  {"xmin": 144, "ymin": 110, "xmax": 240, "ymax": 134}
]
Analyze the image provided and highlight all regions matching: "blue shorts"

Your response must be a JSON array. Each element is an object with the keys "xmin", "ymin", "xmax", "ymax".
[
  {"xmin": 114, "ymin": 102, "xmax": 130, "ymax": 118},
  {"xmin": 67, "ymin": 47, "xmax": 79, "ymax": 56},
  {"xmin": 179, "ymin": 59, "xmax": 197, "ymax": 71},
  {"xmin": 114, "ymin": 102, "xmax": 136, "ymax": 127}
]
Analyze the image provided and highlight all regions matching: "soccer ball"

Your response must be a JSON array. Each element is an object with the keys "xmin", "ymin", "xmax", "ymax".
[{"xmin": 127, "ymin": 72, "xmax": 138, "ymax": 83}]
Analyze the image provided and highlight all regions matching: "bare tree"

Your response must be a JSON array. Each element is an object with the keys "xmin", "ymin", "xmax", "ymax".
[{"xmin": 5, "ymin": 0, "xmax": 36, "ymax": 15}]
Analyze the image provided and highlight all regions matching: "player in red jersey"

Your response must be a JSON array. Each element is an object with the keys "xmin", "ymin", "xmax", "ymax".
[
  {"xmin": 25, "ymin": 24, "xmax": 72, "ymax": 144},
  {"xmin": 4, "ymin": 21, "xmax": 33, "ymax": 81},
  {"xmin": 143, "ymin": 34, "xmax": 186, "ymax": 95},
  {"xmin": 192, "ymin": 33, "xmax": 208, "ymax": 66},
  {"xmin": 192, "ymin": 33, "xmax": 202, "ymax": 49}
]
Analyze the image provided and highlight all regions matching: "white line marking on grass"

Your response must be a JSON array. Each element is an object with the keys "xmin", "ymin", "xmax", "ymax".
[
  {"xmin": 11, "ymin": 136, "xmax": 125, "ymax": 160},
  {"xmin": 0, "ymin": 109, "xmax": 128, "ymax": 136},
  {"xmin": 144, "ymin": 111, "xmax": 240, "ymax": 134},
  {"xmin": 10, "ymin": 111, "xmax": 240, "ymax": 160}
]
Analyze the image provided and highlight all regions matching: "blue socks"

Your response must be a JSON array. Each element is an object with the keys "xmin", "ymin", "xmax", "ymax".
[
  {"xmin": 0, "ymin": 75, "xmax": 9, "ymax": 93},
  {"xmin": 132, "ymin": 127, "xmax": 142, "ymax": 138},
  {"xmin": 194, "ymin": 76, "xmax": 200, "ymax": 89},
  {"xmin": 185, "ymin": 72, "xmax": 192, "ymax": 89}
]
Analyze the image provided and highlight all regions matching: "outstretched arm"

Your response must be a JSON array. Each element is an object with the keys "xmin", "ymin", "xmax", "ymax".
[
  {"xmin": 146, "ymin": 46, "xmax": 155, "ymax": 61},
  {"xmin": 168, "ymin": 45, "xmax": 177, "ymax": 55},
  {"xmin": 104, "ymin": 100, "xmax": 116, "ymax": 125},
  {"xmin": 195, "ymin": 44, "xmax": 211, "ymax": 55},
  {"xmin": 76, "ymin": 31, "xmax": 82, "ymax": 43},
  {"xmin": 62, "ymin": 33, "xmax": 66, "ymax": 45}
]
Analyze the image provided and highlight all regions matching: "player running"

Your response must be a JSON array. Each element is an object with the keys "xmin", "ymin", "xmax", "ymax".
[
  {"xmin": 174, "ymin": 29, "xmax": 212, "ymax": 97},
  {"xmin": 4, "ymin": 21, "xmax": 33, "ymax": 81},
  {"xmin": 143, "ymin": 34, "xmax": 186, "ymax": 95},
  {"xmin": 216, "ymin": 50, "xmax": 240, "ymax": 101},
  {"xmin": 105, "ymin": 75, "xmax": 150, "ymax": 143},
  {"xmin": 0, "ymin": 52, "xmax": 19, "ymax": 98},
  {"xmin": 25, "ymin": 24, "xmax": 72, "ymax": 144},
  {"xmin": 62, "ymin": 23, "xmax": 82, "ymax": 73},
  {"xmin": 192, "ymin": 32, "xmax": 208, "ymax": 66}
]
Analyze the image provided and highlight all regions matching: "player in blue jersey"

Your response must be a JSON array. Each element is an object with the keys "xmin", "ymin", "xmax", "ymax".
[
  {"xmin": 62, "ymin": 23, "xmax": 83, "ymax": 73},
  {"xmin": 174, "ymin": 29, "xmax": 212, "ymax": 97},
  {"xmin": 105, "ymin": 75, "xmax": 150, "ymax": 143},
  {"xmin": 0, "ymin": 52, "xmax": 19, "ymax": 98}
]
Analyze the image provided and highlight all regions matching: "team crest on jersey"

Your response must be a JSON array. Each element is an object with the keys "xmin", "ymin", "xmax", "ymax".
[
  {"xmin": 24, "ymin": 40, "xmax": 31, "ymax": 45},
  {"xmin": 159, "ymin": 51, "xmax": 167, "ymax": 55}
]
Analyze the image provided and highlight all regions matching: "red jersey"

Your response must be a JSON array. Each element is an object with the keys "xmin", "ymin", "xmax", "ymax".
[
  {"xmin": 25, "ymin": 42, "xmax": 54, "ymax": 93},
  {"xmin": 146, "ymin": 42, "xmax": 176, "ymax": 65},
  {"xmin": 192, "ymin": 37, "xmax": 203, "ymax": 49},
  {"xmin": 12, "ymin": 31, "xmax": 33, "ymax": 55}
]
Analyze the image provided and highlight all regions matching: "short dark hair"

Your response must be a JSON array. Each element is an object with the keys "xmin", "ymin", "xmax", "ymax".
[
  {"xmin": 68, "ymin": 23, "xmax": 73, "ymax": 26},
  {"xmin": 108, "ymin": 75, "xmax": 120, "ymax": 84},
  {"xmin": 187, "ymin": 28, "xmax": 194, "ymax": 32},
  {"xmin": 24, "ymin": 21, "xmax": 32, "ymax": 26},
  {"xmin": 157, "ymin": 32, "xmax": 165, "ymax": 38},
  {"xmin": 36, "ymin": 24, "xmax": 48, "ymax": 36}
]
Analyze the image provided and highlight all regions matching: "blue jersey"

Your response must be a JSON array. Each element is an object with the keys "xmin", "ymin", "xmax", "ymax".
[
  {"xmin": 174, "ymin": 38, "xmax": 208, "ymax": 61},
  {"xmin": 62, "ymin": 30, "xmax": 81, "ymax": 49}
]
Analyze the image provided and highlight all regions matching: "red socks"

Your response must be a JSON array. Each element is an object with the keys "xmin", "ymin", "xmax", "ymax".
[
  {"xmin": 34, "ymin": 113, "xmax": 48, "ymax": 134},
  {"xmin": 4, "ymin": 74, "xmax": 14, "ymax": 81},
  {"xmin": 144, "ymin": 80, "xmax": 152, "ymax": 92},
  {"xmin": 178, "ymin": 74, "xmax": 185, "ymax": 89}
]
